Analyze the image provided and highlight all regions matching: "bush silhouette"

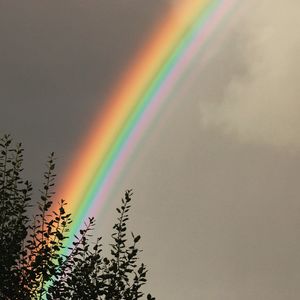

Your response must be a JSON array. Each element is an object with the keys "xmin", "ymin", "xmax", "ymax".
[{"xmin": 0, "ymin": 135, "xmax": 155, "ymax": 300}]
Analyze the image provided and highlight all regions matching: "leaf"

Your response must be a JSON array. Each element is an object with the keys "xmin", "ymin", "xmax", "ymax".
[{"xmin": 134, "ymin": 235, "xmax": 141, "ymax": 243}]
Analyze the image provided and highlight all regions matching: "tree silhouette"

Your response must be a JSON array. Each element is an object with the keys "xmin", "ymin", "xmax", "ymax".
[{"xmin": 0, "ymin": 135, "xmax": 155, "ymax": 300}]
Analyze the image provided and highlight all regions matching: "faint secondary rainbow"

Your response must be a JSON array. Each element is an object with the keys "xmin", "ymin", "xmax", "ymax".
[{"xmin": 55, "ymin": 0, "xmax": 238, "ymax": 245}]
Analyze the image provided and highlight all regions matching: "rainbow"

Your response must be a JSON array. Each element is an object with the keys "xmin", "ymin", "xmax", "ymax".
[{"xmin": 56, "ymin": 0, "xmax": 238, "ymax": 245}]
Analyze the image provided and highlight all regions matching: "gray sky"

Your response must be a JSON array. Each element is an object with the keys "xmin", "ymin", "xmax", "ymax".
[{"xmin": 1, "ymin": 1, "xmax": 300, "ymax": 299}]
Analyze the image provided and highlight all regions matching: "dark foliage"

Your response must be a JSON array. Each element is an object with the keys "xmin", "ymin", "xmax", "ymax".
[{"xmin": 0, "ymin": 135, "xmax": 155, "ymax": 300}]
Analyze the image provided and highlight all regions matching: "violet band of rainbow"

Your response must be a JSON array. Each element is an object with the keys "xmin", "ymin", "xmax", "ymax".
[{"xmin": 54, "ymin": 0, "xmax": 239, "ymax": 249}]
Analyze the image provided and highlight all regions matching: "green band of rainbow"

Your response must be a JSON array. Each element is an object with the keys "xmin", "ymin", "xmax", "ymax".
[{"xmin": 55, "ymin": 0, "xmax": 239, "ymax": 249}]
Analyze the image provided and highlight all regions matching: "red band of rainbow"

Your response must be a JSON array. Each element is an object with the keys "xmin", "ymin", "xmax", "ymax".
[{"xmin": 55, "ymin": 0, "xmax": 239, "ymax": 247}]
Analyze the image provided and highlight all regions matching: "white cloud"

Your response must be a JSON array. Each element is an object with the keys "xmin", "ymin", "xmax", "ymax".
[{"xmin": 200, "ymin": 0, "xmax": 300, "ymax": 148}]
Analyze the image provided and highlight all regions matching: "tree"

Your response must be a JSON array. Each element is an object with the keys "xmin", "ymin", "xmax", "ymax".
[{"xmin": 0, "ymin": 135, "xmax": 155, "ymax": 300}]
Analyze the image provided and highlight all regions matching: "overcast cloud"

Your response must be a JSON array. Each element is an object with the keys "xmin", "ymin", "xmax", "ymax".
[
  {"xmin": 200, "ymin": 0, "xmax": 300, "ymax": 149},
  {"xmin": 1, "ymin": 1, "xmax": 300, "ymax": 299}
]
